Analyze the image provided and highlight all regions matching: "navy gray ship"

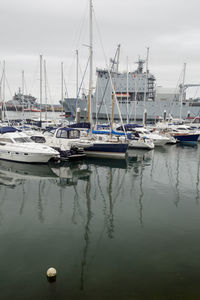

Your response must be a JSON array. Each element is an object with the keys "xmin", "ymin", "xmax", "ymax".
[
  {"xmin": 62, "ymin": 55, "xmax": 200, "ymax": 122},
  {"xmin": 6, "ymin": 89, "xmax": 37, "ymax": 111}
]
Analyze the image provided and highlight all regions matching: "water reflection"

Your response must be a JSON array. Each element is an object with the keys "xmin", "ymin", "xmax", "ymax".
[
  {"xmin": 196, "ymin": 156, "xmax": 200, "ymax": 204},
  {"xmin": 0, "ymin": 151, "xmax": 152, "ymax": 243},
  {"xmin": 0, "ymin": 160, "xmax": 56, "ymax": 187},
  {"xmin": 80, "ymin": 178, "xmax": 93, "ymax": 291},
  {"xmin": 77, "ymin": 151, "xmax": 155, "ymax": 291},
  {"xmin": 128, "ymin": 149, "xmax": 154, "ymax": 227},
  {"xmin": 50, "ymin": 161, "xmax": 91, "ymax": 187},
  {"xmin": 0, "ymin": 160, "xmax": 92, "ymax": 188},
  {"xmin": 0, "ymin": 160, "xmax": 93, "ymax": 225},
  {"xmin": 127, "ymin": 148, "xmax": 153, "ymax": 164},
  {"xmin": 84, "ymin": 157, "xmax": 128, "ymax": 169},
  {"xmin": 19, "ymin": 184, "xmax": 26, "ymax": 216},
  {"xmin": 175, "ymin": 147, "xmax": 181, "ymax": 207},
  {"xmin": 1, "ymin": 146, "xmax": 200, "ymax": 299},
  {"xmin": 138, "ymin": 164, "xmax": 144, "ymax": 227}
]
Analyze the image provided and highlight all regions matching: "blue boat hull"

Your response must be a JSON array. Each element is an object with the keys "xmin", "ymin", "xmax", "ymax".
[
  {"xmin": 85, "ymin": 143, "xmax": 128, "ymax": 159},
  {"xmin": 174, "ymin": 134, "xmax": 199, "ymax": 145}
]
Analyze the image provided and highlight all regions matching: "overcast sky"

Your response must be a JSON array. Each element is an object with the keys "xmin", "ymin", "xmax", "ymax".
[{"xmin": 1, "ymin": 0, "xmax": 200, "ymax": 103}]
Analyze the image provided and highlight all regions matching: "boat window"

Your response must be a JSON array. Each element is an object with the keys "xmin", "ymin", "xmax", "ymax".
[
  {"xmin": 68, "ymin": 130, "xmax": 80, "ymax": 139},
  {"xmin": 0, "ymin": 138, "xmax": 13, "ymax": 143},
  {"xmin": 30, "ymin": 136, "xmax": 46, "ymax": 143},
  {"xmin": 14, "ymin": 137, "xmax": 32, "ymax": 143},
  {"xmin": 56, "ymin": 130, "xmax": 68, "ymax": 138}
]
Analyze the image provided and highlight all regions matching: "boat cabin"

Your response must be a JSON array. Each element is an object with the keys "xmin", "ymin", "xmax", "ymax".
[{"xmin": 55, "ymin": 128, "xmax": 80, "ymax": 139}]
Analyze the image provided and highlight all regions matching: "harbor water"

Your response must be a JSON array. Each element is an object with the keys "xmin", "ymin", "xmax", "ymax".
[{"xmin": 0, "ymin": 144, "xmax": 200, "ymax": 299}]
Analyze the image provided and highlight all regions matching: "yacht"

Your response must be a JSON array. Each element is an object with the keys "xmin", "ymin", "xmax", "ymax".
[
  {"xmin": 155, "ymin": 121, "xmax": 200, "ymax": 145},
  {"xmin": 0, "ymin": 127, "xmax": 60, "ymax": 163},
  {"xmin": 133, "ymin": 127, "xmax": 171, "ymax": 146}
]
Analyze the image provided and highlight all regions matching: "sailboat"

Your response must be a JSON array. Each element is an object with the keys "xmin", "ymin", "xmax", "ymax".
[{"xmin": 76, "ymin": 0, "xmax": 128, "ymax": 159}]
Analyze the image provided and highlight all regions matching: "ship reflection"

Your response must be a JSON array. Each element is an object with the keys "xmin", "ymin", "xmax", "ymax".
[
  {"xmin": 0, "ymin": 159, "xmax": 56, "ymax": 188},
  {"xmin": 0, "ymin": 160, "xmax": 92, "ymax": 188},
  {"xmin": 127, "ymin": 149, "xmax": 153, "ymax": 165},
  {"xmin": 50, "ymin": 161, "xmax": 91, "ymax": 187}
]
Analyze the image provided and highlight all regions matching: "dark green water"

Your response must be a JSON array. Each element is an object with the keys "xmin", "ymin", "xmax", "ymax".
[{"xmin": 0, "ymin": 145, "xmax": 200, "ymax": 300}]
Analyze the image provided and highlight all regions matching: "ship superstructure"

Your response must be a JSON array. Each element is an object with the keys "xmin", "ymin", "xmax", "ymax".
[
  {"xmin": 63, "ymin": 57, "xmax": 157, "ymax": 120},
  {"xmin": 6, "ymin": 89, "xmax": 37, "ymax": 110},
  {"xmin": 95, "ymin": 58, "xmax": 155, "ymax": 119},
  {"xmin": 62, "ymin": 57, "xmax": 200, "ymax": 122}
]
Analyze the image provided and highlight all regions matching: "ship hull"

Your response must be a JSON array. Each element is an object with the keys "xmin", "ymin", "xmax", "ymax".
[{"xmin": 63, "ymin": 98, "xmax": 199, "ymax": 121}]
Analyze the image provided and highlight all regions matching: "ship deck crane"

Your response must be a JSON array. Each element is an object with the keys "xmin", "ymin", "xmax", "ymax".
[{"xmin": 180, "ymin": 83, "xmax": 200, "ymax": 92}]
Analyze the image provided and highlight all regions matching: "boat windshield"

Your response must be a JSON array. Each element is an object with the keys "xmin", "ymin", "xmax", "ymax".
[
  {"xmin": 0, "ymin": 138, "xmax": 13, "ymax": 143},
  {"xmin": 14, "ymin": 137, "xmax": 32, "ymax": 143}
]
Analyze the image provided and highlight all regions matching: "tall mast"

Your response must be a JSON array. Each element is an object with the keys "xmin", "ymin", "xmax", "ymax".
[
  {"xmin": 75, "ymin": 50, "xmax": 79, "ymax": 113},
  {"xmin": 61, "ymin": 61, "xmax": 64, "ymax": 114},
  {"xmin": 126, "ymin": 56, "xmax": 129, "ymax": 124},
  {"xmin": 40, "ymin": 54, "xmax": 43, "ymax": 125},
  {"xmin": 111, "ymin": 45, "xmax": 120, "ymax": 137},
  {"xmin": 134, "ymin": 71, "xmax": 138, "ymax": 122},
  {"xmin": 88, "ymin": 0, "xmax": 93, "ymax": 123},
  {"xmin": 44, "ymin": 60, "xmax": 48, "ymax": 121},
  {"xmin": 0, "ymin": 64, "xmax": 1, "ymax": 122},
  {"xmin": 116, "ymin": 43, "xmax": 120, "ymax": 73},
  {"xmin": 22, "ymin": 70, "xmax": 24, "ymax": 122},
  {"xmin": 179, "ymin": 63, "xmax": 186, "ymax": 120},
  {"xmin": 144, "ymin": 47, "xmax": 149, "ymax": 109},
  {"xmin": 146, "ymin": 46, "xmax": 149, "ymax": 74},
  {"xmin": 76, "ymin": 50, "xmax": 79, "ymax": 99},
  {"xmin": 2, "ymin": 61, "xmax": 5, "ymax": 122}
]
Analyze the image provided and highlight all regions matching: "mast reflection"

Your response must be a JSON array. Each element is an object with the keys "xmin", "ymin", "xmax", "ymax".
[
  {"xmin": 175, "ymin": 147, "xmax": 180, "ymax": 207},
  {"xmin": 80, "ymin": 177, "xmax": 93, "ymax": 291},
  {"xmin": 138, "ymin": 164, "xmax": 144, "ymax": 227},
  {"xmin": 19, "ymin": 184, "xmax": 26, "ymax": 216},
  {"xmin": 196, "ymin": 155, "xmax": 200, "ymax": 204},
  {"xmin": 0, "ymin": 160, "xmax": 93, "ymax": 224},
  {"xmin": 78, "ymin": 152, "xmax": 152, "ymax": 290}
]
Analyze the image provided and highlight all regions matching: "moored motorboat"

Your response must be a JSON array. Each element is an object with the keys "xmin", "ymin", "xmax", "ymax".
[
  {"xmin": 170, "ymin": 132, "xmax": 199, "ymax": 145},
  {"xmin": 0, "ymin": 127, "xmax": 60, "ymax": 163},
  {"xmin": 155, "ymin": 121, "xmax": 200, "ymax": 145},
  {"xmin": 43, "ymin": 127, "xmax": 92, "ymax": 160}
]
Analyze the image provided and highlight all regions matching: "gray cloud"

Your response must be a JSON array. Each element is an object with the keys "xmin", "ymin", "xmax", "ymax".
[{"xmin": 1, "ymin": 0, "xmax": 200, "ymax": 102}]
